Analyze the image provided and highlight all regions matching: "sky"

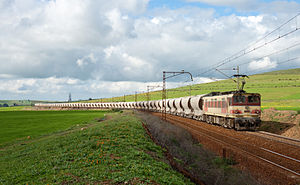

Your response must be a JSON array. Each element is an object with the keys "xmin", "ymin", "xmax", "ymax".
[{"xmin": 0, "ymin": 0, "xmax": 299, "ymax": 101}]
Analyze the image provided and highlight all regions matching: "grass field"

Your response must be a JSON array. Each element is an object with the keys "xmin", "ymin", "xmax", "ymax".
[
  {"xmin": 0, "ymin": 110, "xmax": 108, "ymax": 146},
  {"xmin": 0, "ymin": 106, "xmax": 30, "ymax": 111},
  {"xmin": 83, "ymin": 68, "xmax": 300, "ymax": 111},
  {"xmin": 0, "ymin": 111, "xmax": 192, "ymax": 184}
]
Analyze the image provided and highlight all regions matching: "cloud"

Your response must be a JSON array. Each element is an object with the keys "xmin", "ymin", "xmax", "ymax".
[
  {"xmin": 0, "ymin": 0, "xmax": 299, "ymax": 100},
  {"xmin": 76, "ymin": 53, "xmax": 96, "ymax": 67},
  {"xmin": 0, "ymin": 75, "xmax": 217, "ymax": 101},
  {"xmin": 0, "ymin": 0, "xmax": 298, "ymax": 82},
  {"xmin": 0, "ymin": 0, "xmax": 149, "ymax": 80},
  {"xmin": 248, "ymin": 57, "xmax": 278, "ymax": 71}
]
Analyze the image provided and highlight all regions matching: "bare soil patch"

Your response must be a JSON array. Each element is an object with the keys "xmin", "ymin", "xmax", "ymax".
[{"xmin": 261, "ymin": 108, "xmax": 300, "ymax": 139}]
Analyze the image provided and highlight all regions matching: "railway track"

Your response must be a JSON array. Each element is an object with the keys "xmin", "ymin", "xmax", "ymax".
[
  {"xmin": 245, "ymin": 131, "xmax": 300, "ymax": 147},
  {"xmin": 153, "ymin": 112, "xmax": 300, "ymax": 185}
]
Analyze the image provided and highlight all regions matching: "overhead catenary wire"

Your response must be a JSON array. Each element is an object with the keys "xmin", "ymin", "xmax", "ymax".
[
  {"xmin": 246, "ymin": 56, "xmax": 300, "ymax": 75},
  {"xmin": 114, "ymin": 14, "xmax": 300, "ymax": 102},
  {"xmin": 238, "ymin": 41, "xmax": 300, "ymax": 67},
  {"xmin": 194, "ymin": 13, "xmax": 300, "ymax": 78}
]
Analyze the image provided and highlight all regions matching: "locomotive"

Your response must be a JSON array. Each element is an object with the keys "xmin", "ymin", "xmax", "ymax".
[
  {"xmin": 35, "ymin": 90, "xmax": 261, "ymax": 131},
  {"xmin": 200, "ymin": 90, "xmax": 261, "ymax": 130}
]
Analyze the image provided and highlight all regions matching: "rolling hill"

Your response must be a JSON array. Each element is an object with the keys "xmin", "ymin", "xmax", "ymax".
[{"xmin": 82, "ymin": 68, "xmax": 300, "ymax": 111}]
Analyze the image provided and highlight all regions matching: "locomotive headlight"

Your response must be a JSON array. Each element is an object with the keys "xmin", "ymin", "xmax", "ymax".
[
  {"xmin": 231, "ymin": 110, "xmax": 242, "ymax": 114},
  {"xmin": 251, "ymin": 109, "xmax": 261, "ymax": 114}
]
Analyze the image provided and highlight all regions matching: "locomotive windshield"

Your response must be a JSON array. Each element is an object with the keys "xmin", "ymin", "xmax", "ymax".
[
  {"xmin": 233, "ymin": 95, "xmax": 246, "ymax": 103},
  {"xmin": 232, "ymin": 94, "xmax": 260, "ymax": 105},
  {"xmin": 248, "ymin": 95, "xmax": 260, "ymax": 103}
]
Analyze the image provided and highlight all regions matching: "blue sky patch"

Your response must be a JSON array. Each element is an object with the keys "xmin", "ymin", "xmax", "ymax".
[{"xmin": 148, "ymin": 0, "xmax": 266, "ymax": 16}]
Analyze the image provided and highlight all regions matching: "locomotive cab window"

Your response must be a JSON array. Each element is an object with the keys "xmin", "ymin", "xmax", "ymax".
[
  {"xmin": 233, "ymin": 95, "xmax": 246, "ymax": 103},
  {"xmin": 248, "ymin": 95, "xmax": 260, "ymax": 103}
]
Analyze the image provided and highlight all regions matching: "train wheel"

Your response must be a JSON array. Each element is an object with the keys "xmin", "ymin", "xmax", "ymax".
[
  {"xmin": 225, "ymin": 119, "xmax": 230, "ymax": 128},
  {"xmin": 207, "ymin": 116, "xmax": 211, "ymax": 124},
  {"xmin": 221, "ymin": 118, "xmax": 226, "ymax": 127},
  {"xmin": 235, "ymin": 123, "xmax": 240, "ymax": 131},
  {"xmin": 203, "ymin": 115, "xmax": 207, "ymax": 122},
  {"xmin": 209, "ymin": 116, "xmax": 213, "ymax": 124},
  {"xmin": 228, "ymin": 119, "xmax": 234, "ymax": 129}
]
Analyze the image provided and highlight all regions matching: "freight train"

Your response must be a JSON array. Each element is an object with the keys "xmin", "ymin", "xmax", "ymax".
[{"xmin": 35, "ymin": 90, "xmax": 261, "ymax": 130}]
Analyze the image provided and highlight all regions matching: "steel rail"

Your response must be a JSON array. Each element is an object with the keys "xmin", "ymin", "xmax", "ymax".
[
  {"xmin": 261, "ymin": 148, "xmax": 300, "ymax": 163},
  {"xmin": 258, "ymin": 131, "xmax": 300, "ymax": 143},
  {"xmin": 244, "ymin": 131, "xmax": 300, "ymax": 148},
  {"xmin": 163, "ymin": 114, "xmax": 300, "ymax": 177},
  {"xmin": 167, "ymin": 115, "xmax": 300, "ymax": 165}
]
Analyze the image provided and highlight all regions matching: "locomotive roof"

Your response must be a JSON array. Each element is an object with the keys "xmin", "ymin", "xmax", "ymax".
[{"xmin": 203, "ymin": 90, "xmax": 260, "ymax": 97}]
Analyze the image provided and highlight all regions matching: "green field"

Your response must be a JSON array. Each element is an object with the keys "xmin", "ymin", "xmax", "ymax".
[
  {"xmin": 0, "ymin": 110, "xmax": 108, "ymax": 146},
  {"xmin": 0, "ymin": 106, "xmax": 31, "ymax": 111},
  {"xmin": 83, "ymin": 68, "xmax": 300, "ymax": 111},
  {"xmin": 0, "ymin": 111, "xmax": 192, "ymax": 184}
]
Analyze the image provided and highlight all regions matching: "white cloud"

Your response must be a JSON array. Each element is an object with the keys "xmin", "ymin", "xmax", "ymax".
[
  {"xmin": 0, "ymin": 76, "xmax": 81, "ymax": 99},
  {"xmin": 0, "ymin": 74, "xmax": 17, "ymax": 79},
  {"xmin": 238, "ymin": 15, "xmax": 267, "ymax": 35},
  {"xmin": 103, "ymin": 46, "xmax": 116, "ymax": 59},
  {"xmin": 248, "ymin": 57, "xmax": 278, "ymax": 71},
  {"xmin": 76, "ymin": 53, "xmax": 96, "ymax": 67},
  {"xmin": 0, "ymin": 75, "xmax": 217, "ymax": 100},
  {"xmin": 76, "ymin": 59, "xmax": 84, "ymax": 67},
  {"xmin": 0, "ymin": 0, "xmax": 299, "ymax": 100}
]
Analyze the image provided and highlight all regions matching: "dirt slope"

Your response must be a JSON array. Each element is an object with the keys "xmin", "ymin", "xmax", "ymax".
[{"xmin": 261, "ymin": 108, "xmax": 300, "ymax": 139}]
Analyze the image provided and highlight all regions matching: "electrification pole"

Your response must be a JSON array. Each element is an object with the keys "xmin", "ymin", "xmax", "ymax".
[
  {"xmin": 162, "ymin": 70, "xmax": 193, "ymax": 120},
  {"xmin": 233, "ymin": 66, "xmax": 240, "ymax": 90},
  {"xmin": 216, "ymin": 66, "xmax": 248, "ymax": 91},
  {"xmin": 68, "ymin": 93, "xmax": 72, "ymax": 102},
  {"xmin": 147, "ymin": 85, "xmax": 162, "ymax": 111},
  {"xmin": 233, "ymin": 66, "xmax": 248, "ymax": 91}
]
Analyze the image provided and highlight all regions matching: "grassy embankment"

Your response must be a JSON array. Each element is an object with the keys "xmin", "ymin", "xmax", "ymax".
[
  {"xmin": 83, "ymin": 68, "xmax": 300, "ymax": 112},
  {"xmin": 0, "ymin": 110, "xmax": 192, "ymax": 184}
]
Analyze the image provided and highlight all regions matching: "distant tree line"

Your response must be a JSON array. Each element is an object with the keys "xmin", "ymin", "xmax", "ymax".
[
  {"xmin": 0, "ymin": 103, "xmax": 22, "ymax": 107},
  {"xmin": 0, "ymin": 103, "xmax": 9, "ymax": 107}
]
